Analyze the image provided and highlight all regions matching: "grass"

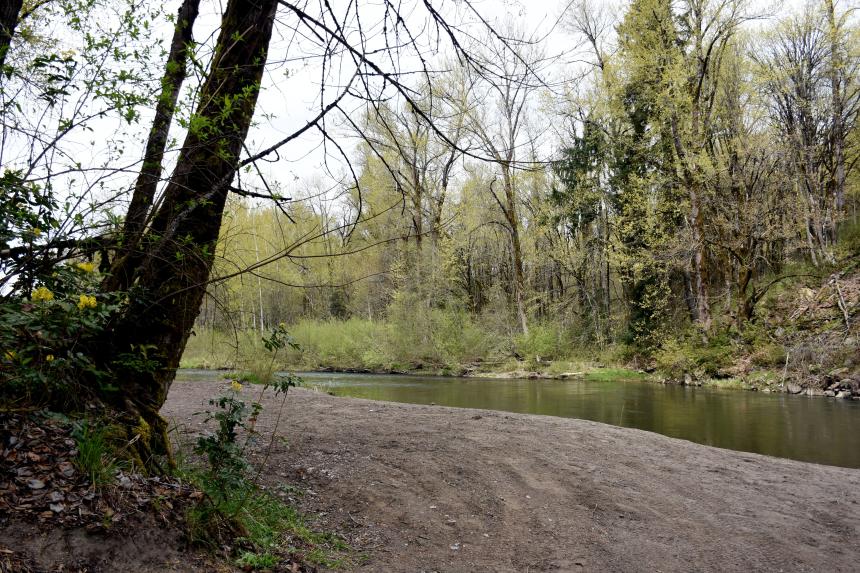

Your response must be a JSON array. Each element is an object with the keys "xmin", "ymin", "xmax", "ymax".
[
  {"xmin": 180, "ymin": 329, "xmax": 251, "ymax": 370},
  {"xmin": 236, "ymin": 551, "xmax": 278, "ymax": 570},
  {"xmin": 183, "ymin": 469, "xmax": 350, "ymax": 569},
  {"xmin": 543, "ymin": 360, "xmax": 588, "ymax": 375},
  {"xmin": 181, "ymin": 320, "xmax": 639, "ymax": 381},
  {"xmin": 72, "ymin": 422, "xmax": 123, "ymax": 487},
  {"xmin": 584, "ymin": 367, "xmax": 648, "ymax": 382},
  {"xmin": 183, "ymin": 314, "xmax": 501, "ymax": 373},
  {"xmin": 701, "ymin": 378, "xmax": 749, "ymax": 390},
  {"xmin": 173, "ymin": 391, "xmax": 350, "ymax": 572},
  {"xmin": 180, "ymin": 321, "xmax": 384, "ymax": 371},
  {"xmin": 701, "ymin": 370, "xmax": 783, "ymax": 391}
]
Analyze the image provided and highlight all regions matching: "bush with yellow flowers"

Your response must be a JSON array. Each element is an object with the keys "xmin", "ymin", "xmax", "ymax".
[{"xmin": 0, "ymin": 259, "xmax": 127, "ymax": 407}]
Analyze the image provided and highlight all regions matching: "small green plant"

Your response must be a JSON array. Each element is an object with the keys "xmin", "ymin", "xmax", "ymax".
[
  {"xmin": 193, "ymin": 382, "xmax": 257, "ymax": 499},
  {"xmin": 185, "ymin": 325, "xmax": 346, "ymax": 567},
  {"xmin": 72, "ymin": 422, "xmax": 122, "ymax": 487},
  {"xmin": 233, "ymin": 322, "xmax": 302, "ymax": 387},
  {"xmin": 236, "ymin": 551, "xmax": 278, "ymax": 570}
]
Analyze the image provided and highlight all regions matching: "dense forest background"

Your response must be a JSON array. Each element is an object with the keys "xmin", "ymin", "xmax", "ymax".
[
  {"xmin": 185, "ymin": 0, "xmax": 859, "ymax": 385},
  {"xmin": 1, "ymin": 2, "xmax": 857, "ymax": 569}
]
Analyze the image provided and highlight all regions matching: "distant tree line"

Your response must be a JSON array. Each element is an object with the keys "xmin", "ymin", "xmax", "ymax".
[{"xmin": 201, "ymin": 0, "xmax": 859, "ymax": 356}]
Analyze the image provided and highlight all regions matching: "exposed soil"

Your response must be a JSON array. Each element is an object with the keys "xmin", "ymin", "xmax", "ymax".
[
  {"xmin": 0, "ymin": 514, "xmax": 224, "ymax": 573},
  {"xmin": 0, "ymin": 412, "xmax": 229, "ymax": 573},
  {"xmin": 163, "ymin": 381, "xmax": 860, "ymax": 573}
]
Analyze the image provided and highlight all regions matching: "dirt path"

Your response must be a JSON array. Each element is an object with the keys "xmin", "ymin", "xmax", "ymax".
[{"xmin": 162, "ymin": 381, "xmax": 860, "ymax": 572}]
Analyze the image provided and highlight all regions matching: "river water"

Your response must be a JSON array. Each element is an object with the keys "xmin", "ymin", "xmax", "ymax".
[{"xmin": 176, "ymin": 369, "xmax": 860, "ymax": 468}]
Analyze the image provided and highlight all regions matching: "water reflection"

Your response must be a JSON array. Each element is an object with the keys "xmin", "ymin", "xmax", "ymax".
[{"xmin": 176, "ymin": 370, "xmax": 860, "ymax": 468}]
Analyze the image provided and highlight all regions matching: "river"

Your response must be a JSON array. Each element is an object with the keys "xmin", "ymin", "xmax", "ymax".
[{"xmin": 176, "ymin": 369, "xmax": 860, "ymax": 468}]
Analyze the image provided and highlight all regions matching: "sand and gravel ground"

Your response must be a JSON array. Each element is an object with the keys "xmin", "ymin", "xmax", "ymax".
[{"xmin": 163, "ymin": 381, "xmax": 860, "ymax": 572}]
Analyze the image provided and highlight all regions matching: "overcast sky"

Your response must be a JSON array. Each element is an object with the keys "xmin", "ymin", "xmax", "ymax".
[
  {"xmin": 243, "ymin": 0, "xmax": 811, "ymax": 186},
  {"xmin": 4, "ymin": 0, "xmax": 828, "ymax": 231}
]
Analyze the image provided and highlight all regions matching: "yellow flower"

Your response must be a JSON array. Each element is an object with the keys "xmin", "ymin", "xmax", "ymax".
[
  {"xmin": 31, "ymin": 286, "xmax": 54, "ymax": 302},
  {"xmin": 32, "ymin": 227, "xmax": 42, "ymax": 237},
  {"xmin": 231, "ymin": 381, "xmax": 243, "ymax": 392},
  {"xmin": 77, "ymin": 294, "xmax": 98, "ymax": 310},
  {"xmin": 75, "ymin": 261, "xmax": 96, "ymax": 273},
  {"xmin": 46, "ymin": 354, "xmax": 54, "ymax": 362}
]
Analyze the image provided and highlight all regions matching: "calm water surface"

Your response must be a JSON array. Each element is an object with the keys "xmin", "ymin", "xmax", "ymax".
[{"xmin": 176, "ymin": 369, "xmax": 860, "ymax": 468}]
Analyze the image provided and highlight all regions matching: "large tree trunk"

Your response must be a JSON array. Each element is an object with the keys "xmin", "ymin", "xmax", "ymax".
[
  {"xmin": 0, "ymin": 0, "xmax": 23, "ymax": 70},
  {"xmin": 502, "ymin": 170, "xmax": 529, "ymax": 335},
  {"xmin": 104, "ymin": 0, "xmax": 279, "ymax": 464},
  {"xmin": 671, "ymin": 112, "xmax": 712, "ymax": 332},
  {"xmin": 105, "ymin": 0, "xmax": 201, "ymax": 292},
  {"xmin": 689, "ymin": 180, "xmax": 712, "ymax": 331},
  {"xmin": 825, "ymin": 0, "xmax": 846, "ymax": 217}
]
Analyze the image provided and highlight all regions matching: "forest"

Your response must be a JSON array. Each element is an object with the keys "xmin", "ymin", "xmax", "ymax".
[
  {"xmin": 184, "ymin": 0, "xmax": 860, "ymax": 390},
  {"xmin": 0, "ymin": 0, "xmax": 858, "ymax": 571}
]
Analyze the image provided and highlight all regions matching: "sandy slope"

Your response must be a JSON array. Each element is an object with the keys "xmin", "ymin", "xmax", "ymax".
[{"xmin": 163, "ymin": 382, "xmax": 860, "ymax": 572}]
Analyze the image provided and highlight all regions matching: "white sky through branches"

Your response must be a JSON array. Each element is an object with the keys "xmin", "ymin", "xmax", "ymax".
[{"xmin": 3, "ymin": 0, "xmax": 818, "ymax": 239}]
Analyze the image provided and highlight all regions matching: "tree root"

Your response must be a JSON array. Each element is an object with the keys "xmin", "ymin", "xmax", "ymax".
[{"xmin": 114, "ymin": 399, "xmax": 176, "ymax": 474}]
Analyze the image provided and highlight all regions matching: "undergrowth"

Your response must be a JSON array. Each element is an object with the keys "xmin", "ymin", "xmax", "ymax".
[
  {"xmin": 72, "ymin": 422, "xmax": 124, "ymax": 487},
  {"xmin": 179, "ymin": 324, "xmax": 351, "ymax": 570},
  {"xmin": 183, "ymin": 477, "xmax": 348, "ymax": 569},
  {"xmin": 181, "ymin": 318, "xmax": 635, "ymax": 377}
]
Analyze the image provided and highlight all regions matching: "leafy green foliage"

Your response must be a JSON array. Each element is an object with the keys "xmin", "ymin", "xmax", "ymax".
[
  {"xmin": 654, "ymin": 332, "xmax": 736, "ymax": 381},
  {"xmin": 261, "ymin": 322, "xmax": 300, "ymax": 354},
  {"xmin": 514, "ymin": 324, "xmax": 569, "ymax": 364},
  {"xmin": 185, "ymin": 328, "xmax": 346, "ymax": 568},
  {"xmin": 0, "ymin": 263, "xmax": 130, "ymax": 405},
  {"xmin": 72, "ymin": 422, "xmax": 124, "ymax": 487},
  {"xmin": 0, "ymin": 170, "xmax": 58, "ymax": 258},
  {"xmin": 193, "ymin": 384, "xmax": 257, "ymax": 498}
]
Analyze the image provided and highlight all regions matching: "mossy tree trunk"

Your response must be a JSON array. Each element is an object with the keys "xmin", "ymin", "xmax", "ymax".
[
  {"xmin": 102, "ymin": 0, "xmax": 279, "ymax": 467},
  {"xmin": 104, "ymin": 0, "xmax": 201, "ymax": 292},
  {"xmin": 0, "ymin": 0, "xmax": 23, "ymax": 70}
]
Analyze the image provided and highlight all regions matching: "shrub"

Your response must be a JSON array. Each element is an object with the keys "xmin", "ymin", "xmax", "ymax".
[
  {"xmin": 183, "ymin": 332, "xmax": 347, "ymax": 568},
  {"xmin": 750, "ymin": 343, "xmax": 787, "ymax": 367},
  {"xmin": 695, "ymin": 333, "xmax": 735, "ymax": 377},
  {"xmin": 837, "ymin": 216, "xmax": 860, "ymax": 258},
  {"xmin": 422, "ymin": 308, "xmax": 493, "ymax": 368},
  {"xmin": 0, "ymin": 263, "xmax": 129, "ymax": 407},
  {"xmin": 653, "ymin": 338, "xmax": 694, "ymax": 380},
  {"xmin": 654, "ymin": 332, "xmax": 735, "ymax": 380},
  {"xmin": 290, "ymin": 318, "xmax": 388, "ymax": 369},
  {"xmin": 514, "ymin": 324, "xmax": 568, "ymax": 364}
]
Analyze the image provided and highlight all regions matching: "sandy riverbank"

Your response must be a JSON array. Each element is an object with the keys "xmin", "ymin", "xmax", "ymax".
[{"xmin": 163, "ymin": 381, "xmax": 860, "ymax": 572}]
